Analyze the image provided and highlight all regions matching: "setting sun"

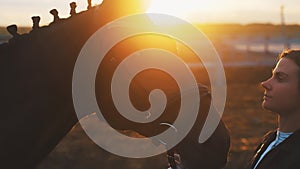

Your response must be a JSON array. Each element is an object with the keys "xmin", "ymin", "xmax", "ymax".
[{"xmin": 147, "ymin": 0, "xmax": 220, "ymax": 20}]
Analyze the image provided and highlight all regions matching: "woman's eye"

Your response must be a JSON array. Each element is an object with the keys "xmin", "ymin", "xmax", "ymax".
[
  {"xmin": 277, "ymin": 77, "xmax": 283, "ymax": 81},
  {"xmin": 276, "ymin": 75, "xmax": 284, "ymax": 81}
]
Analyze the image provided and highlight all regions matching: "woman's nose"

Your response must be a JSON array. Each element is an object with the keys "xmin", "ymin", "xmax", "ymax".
[{"xmin": 261, "ymin": 78, "xmax": 271, "ymax": 90}]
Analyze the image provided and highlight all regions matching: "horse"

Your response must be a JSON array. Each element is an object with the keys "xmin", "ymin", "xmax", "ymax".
[{"xmin": 0, "ymin": 1, "xmax": 230, "ymax": 168}]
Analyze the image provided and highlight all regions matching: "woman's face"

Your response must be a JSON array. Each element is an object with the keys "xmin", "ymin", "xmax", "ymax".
[{"xmin": 261, "ymin": 57, "xmax": 300, "ymax": 115}]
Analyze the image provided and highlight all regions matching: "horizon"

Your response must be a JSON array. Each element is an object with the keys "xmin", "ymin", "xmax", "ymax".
[
  {"xmin": 2, "ymin": 22, "xmax": 300, "ymax": 29},
  {"xmin": 1, "ymin": 0, "xmax": 300, "ymax": 27}
]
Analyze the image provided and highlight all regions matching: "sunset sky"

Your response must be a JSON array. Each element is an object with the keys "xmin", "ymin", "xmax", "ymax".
[{"xmin": 1, "ymin": 0, "xmax": 300, "ymax": 26}]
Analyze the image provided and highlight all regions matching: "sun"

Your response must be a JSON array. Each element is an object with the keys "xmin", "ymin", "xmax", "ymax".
[{"xmin": 146, "ymin": 0, "xmax": 218, "ymax": 19}]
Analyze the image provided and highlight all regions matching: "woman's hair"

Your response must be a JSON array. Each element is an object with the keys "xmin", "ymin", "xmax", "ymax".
[
  {"xmin": 279, "ymin": 49, "xmax": 300, "ymax": 68},
  {"xmin": 279, "ymin": 49, "xmax": 300, "ymax": 86}
]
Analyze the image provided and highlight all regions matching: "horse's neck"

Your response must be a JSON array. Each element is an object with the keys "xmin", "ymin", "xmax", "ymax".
[{"xmin": 0, "ymin": 3, "xmax": 146, "ymax": 168}]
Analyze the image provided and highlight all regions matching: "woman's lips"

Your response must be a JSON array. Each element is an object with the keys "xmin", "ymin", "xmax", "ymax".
[{"xmin": 263, "ymin": 94, "xmax": 272, "ymax": 100}]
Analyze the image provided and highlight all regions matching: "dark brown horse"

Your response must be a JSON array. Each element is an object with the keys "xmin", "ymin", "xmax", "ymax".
[{"xmin": 0, "ymin": 1, "xmax": 229, "ymax": 168}]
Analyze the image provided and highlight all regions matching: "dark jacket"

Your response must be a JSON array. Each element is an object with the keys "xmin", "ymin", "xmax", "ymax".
[{"xmin": 246, "ymin": 129, "xmax": 300, "ymax": 169}]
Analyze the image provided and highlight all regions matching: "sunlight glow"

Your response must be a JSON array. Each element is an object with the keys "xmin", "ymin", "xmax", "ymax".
[{"xmin": 147, "ymin": 0, "xmax": 219, "ymax": 19}]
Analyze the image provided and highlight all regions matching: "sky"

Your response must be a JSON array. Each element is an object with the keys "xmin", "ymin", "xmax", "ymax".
[{"xmin": 1, "ymin": 0, "xmax": 300, "ymax": 27}]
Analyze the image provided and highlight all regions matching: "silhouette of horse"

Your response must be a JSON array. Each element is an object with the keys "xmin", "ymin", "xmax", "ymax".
[{"xmin": 0, "ymin": 1, "xmax": 229, "ymax": 168}]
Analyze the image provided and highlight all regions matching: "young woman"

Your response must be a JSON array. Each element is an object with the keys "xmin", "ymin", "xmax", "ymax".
[{"xmin": 246, "ymin": 50, "xmax": 300, "ymax": 169}]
